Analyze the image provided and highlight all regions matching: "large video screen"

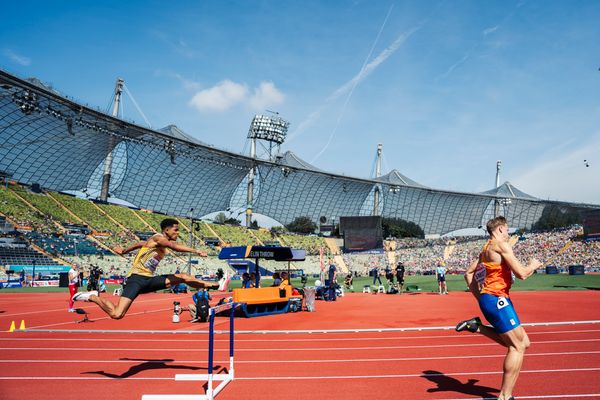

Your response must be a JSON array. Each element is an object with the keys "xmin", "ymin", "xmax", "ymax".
[
  {"xmin": 339, "ymin": 216, "xmax": 383, "ymax": 251},
  {"xmin": 583, "ymin": 210, "xmax": 600, "ymax": 237}
]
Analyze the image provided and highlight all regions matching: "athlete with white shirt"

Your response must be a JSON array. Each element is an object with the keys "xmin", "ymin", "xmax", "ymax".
[{"xmin": 67, "ymin": 264, "xmax": 80, "ymax": 312}]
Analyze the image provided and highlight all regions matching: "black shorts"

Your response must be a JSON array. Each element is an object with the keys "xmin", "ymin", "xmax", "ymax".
[
  {"xmin": 122, "ymin": 274, "xmax": 168, "ymax": 300},
  {"xmin": 438, "ymin": 275, "xmax": 446, "ymax": 283}
]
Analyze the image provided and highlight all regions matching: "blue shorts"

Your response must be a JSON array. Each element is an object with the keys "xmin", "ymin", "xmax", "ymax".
[{"xmin": 478, "ymin": 293, "xmax": 521, "ymax": 334}]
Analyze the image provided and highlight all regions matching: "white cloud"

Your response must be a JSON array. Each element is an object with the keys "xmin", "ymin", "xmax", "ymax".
[
  {"xmin": 189, "ymin": 80, "xmax": 248, "ymax": 112},
  {"xmin": 483, "ymin": 25, "xmax": 499, "ymax": 36},
  {"xmin": 188, "ymin": 80, "xmax": 286, "ymax": 113},
  {"xmin": 3, "ymin": 49, "xmax": 31, "ymax": 66},
  {"xmin": 249, "ymin": 81, "xmax": 285, "ymax": 111},
  {"xmin": 512, "ymin": 133, "xmax": 600, "ymax": 204}
]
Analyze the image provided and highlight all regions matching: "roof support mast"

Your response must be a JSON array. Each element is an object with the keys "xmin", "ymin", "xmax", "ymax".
[
  {"xmin": 246, "ymin": 136, "xmax": 257, "ymax": 227},
  {"xmin": 494, "ymin": 160, "xmax": 502, "ymax": 217},
  {"xmin": 100, "ymin": 78, "xmax": 124, "ymax": 202}
]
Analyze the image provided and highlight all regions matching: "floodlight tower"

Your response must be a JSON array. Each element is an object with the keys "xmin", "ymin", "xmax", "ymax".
[
  {"xmin": 246, "ymin": 113, "xmax": 290, "ymax": 227},
  {"xmin": 373, "ymin": 143, "xmax": 383, "ymax": 216},
  {"xmin": 100, "ymin": 78, "xmax": 124, "ymax": 202}
]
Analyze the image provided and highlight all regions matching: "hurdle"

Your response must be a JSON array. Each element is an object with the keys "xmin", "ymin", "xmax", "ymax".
[
  {"xmin": 18, "ymin": 302, "xmax": 238, "ymax": 398},
  {"xmin": 142, "ymin": 302, "xmax": 237, "ymax": 400}
]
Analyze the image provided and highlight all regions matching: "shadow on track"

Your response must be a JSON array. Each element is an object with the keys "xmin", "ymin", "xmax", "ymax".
[
  {"xmin": 83, "ymin": 358, "xmax": 219, "ymax": 379},
  {"xmin": 554, "ymin": 285, "xmax": 600, "ymax": 290},
  {"xmin": 421, "ymin": 370, "xmax": 499, "ymax": 398}
]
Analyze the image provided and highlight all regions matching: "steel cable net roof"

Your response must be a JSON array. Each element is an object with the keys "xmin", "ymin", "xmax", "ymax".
[
  {"xmin": 253, "ymin": 163, "xmax": 374, "ymax": 225},
  {"xmin": 1, "ymin": 69, "xmax": 598, "ymax": 234}
]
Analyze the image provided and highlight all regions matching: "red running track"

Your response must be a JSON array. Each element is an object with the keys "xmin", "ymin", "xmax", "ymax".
[{"xmin": 0, "ymin": 290, "xmax": 599, "ymax": 399}]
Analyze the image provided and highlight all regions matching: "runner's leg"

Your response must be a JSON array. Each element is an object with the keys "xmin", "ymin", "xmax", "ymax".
[
  {"xmin": 89, "ymin": 295, "xmax": 133, "ymax": 320},
  {"xmin": 167, "ymin": 273, "xmax": 219, "ymax": 290},
  {"xmin": 498, "ymin": 326, "xmax": 530, "ymax": 400}
]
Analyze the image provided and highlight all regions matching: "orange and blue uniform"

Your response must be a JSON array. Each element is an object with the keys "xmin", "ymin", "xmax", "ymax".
[{"xmin": 477, "ymin": 240, "xmax": 521, "ymax": 333}]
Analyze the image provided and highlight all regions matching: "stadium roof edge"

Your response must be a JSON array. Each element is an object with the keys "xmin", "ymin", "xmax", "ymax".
[{"xmin": 2, "ymin": 68, "xmax": 599, "ymax": 211}]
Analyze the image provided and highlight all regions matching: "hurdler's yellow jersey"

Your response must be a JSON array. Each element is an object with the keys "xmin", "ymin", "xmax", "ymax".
[{"xmin": 128, "ymin": 245, "xmax": 164, "ymax": 277}]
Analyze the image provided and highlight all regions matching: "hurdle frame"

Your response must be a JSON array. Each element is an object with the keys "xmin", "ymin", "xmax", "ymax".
[{"xmin": 142, "ymin": 302, "xmax": 237, "ymax": 400}]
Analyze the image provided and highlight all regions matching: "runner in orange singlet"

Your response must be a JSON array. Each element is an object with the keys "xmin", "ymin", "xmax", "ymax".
[{"xmin": 456, "ymin": 216, "xmax": 542, "ymax": 400}]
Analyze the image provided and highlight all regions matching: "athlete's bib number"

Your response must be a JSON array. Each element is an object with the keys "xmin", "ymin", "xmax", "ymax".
[
  {"xmin": 497, "ymin": 296, "xmax": 508, "ymax": 310},
  {"xmin": 144, "ymin": 256, "xmax": 160, "ymax": 273},
  {"xmin": 474, "ymin": 263, "xmax": 486, "ymax": 285}
]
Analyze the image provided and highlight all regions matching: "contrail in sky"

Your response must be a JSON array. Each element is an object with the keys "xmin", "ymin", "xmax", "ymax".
[
  {"xmin": 310, "ymin": 20, "xmax": 422, "ymax": 163},
  {"xmin": 288, "ymin": 4, "xmax": 421, "ymax": 147},
  {"xmin": 437, "ymin": 2, "xmax": 523, "ymax": 81}
]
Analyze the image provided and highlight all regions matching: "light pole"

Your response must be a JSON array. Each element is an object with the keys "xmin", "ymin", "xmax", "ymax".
[
  {"xmin": 188, "ymin": 208, "xmax": 194, "ymax": 275},
  {"xmin": 246, "ymin": 113, "xmax": 290, "ymax": 227}
]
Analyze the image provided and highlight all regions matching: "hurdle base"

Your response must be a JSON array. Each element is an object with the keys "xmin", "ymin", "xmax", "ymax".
[
  {"xmin": 175, "ymin": 373, "xmax": 231, "ymax": 381},
  {"xmin": 142, "ymin": 396, "xmax": 209, "ymax": 400},
  {"xmin": 142, "ymin": 373, "xmax": 233, "ymax": 400}
]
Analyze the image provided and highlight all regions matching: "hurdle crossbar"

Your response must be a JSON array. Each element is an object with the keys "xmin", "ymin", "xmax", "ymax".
[{"xmin": 142, "ymin": 302, "xmax": 237, "ymax": 400}]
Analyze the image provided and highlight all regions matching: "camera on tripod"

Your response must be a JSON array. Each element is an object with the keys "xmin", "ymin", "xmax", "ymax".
[{"xmin": 87, "ymin": 265, "xmax": 103, "ymax": 291}]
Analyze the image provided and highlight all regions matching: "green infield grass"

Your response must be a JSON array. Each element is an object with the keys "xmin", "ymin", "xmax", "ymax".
[{"xmin": 1, "ymin": 273, "xmax": 598, "ymax": 294}]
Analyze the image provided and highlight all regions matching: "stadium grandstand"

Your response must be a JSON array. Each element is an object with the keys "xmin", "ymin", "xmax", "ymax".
[{"xmin": 1, "ymin": 68, "xmax": 599, "ymax": 280}]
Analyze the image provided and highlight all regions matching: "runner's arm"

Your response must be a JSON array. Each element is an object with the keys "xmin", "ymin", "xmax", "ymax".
[
  {"xmin": 154, "ymin": 236, "xmax": 207, "ymax": 256},
  {"xmin": 464, "ymin": 258, "xmax": 480, "ymax": 299},
  {"xmin": 498, "ymin": 241, "xmax": 542, "ymax": 280},
  {"xmin": 115, "ymin": 242, "xmax": 145, "ymax": 255}
]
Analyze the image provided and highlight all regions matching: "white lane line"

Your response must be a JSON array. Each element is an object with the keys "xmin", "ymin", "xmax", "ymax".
[
  {"xmin": 1, "ymin": 367, "xmax": 599, "ymax": 381},
  {"xmin": 13, "ymin": 319, "xmax": 600, "ymax": 334},
  {"xmin": 1, "ymin": 350, "xmax": 599, "ymax": 364},
  {"xmin": 233, "ymin": 367, "xmax": 600, "ymax": 380},
  {"xmin": 3, "ymin": 328, "xmax": 599, "ymax": 343},
  {"xmin": 218, "ymin": 320, "xmax": 600, "ymax": 334},
  {"xmin": 0, "ymin": 296, "xmax": 176, "ymax": 318},
  {"xmin": 0, "ymin": 376, "xmax": 172, "ymax": 380},
  {"xmin": 1, "ymin": 338, "xmax": 599, "ymax": 352}
]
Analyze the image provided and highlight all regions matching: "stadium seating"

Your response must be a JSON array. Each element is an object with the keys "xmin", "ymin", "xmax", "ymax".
[
  {"xmin": 0, "ymin": 245, "xmax": 60, "ymax": 266},
  {"xmin": 2, "ymin": 182, "xmax": 599, "ymax": 278},
  {"xmin": 0, "ymin": 186, "xmax": 49, "ymax": 232},
  {"xmin": 51, "ymin": 193, "xmax": 123, "ymax": 235}
]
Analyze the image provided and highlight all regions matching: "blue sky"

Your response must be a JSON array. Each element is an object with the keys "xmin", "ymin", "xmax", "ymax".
[{"xmin": 1, "ymin": 0, "xmax": 599, "ymax": 204}]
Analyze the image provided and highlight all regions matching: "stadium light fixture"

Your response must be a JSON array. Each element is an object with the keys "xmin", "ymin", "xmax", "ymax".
[
  {"xmin": 281, "ymin": 167, "xmax": 291, "ymax": 177},
  {"xmin": 13, "ymin": 89, "xmax": 39, "ymax": 115},
  {"xmin": 247, "ymin": 114, "xmax": 289, "ymax": 145}
]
